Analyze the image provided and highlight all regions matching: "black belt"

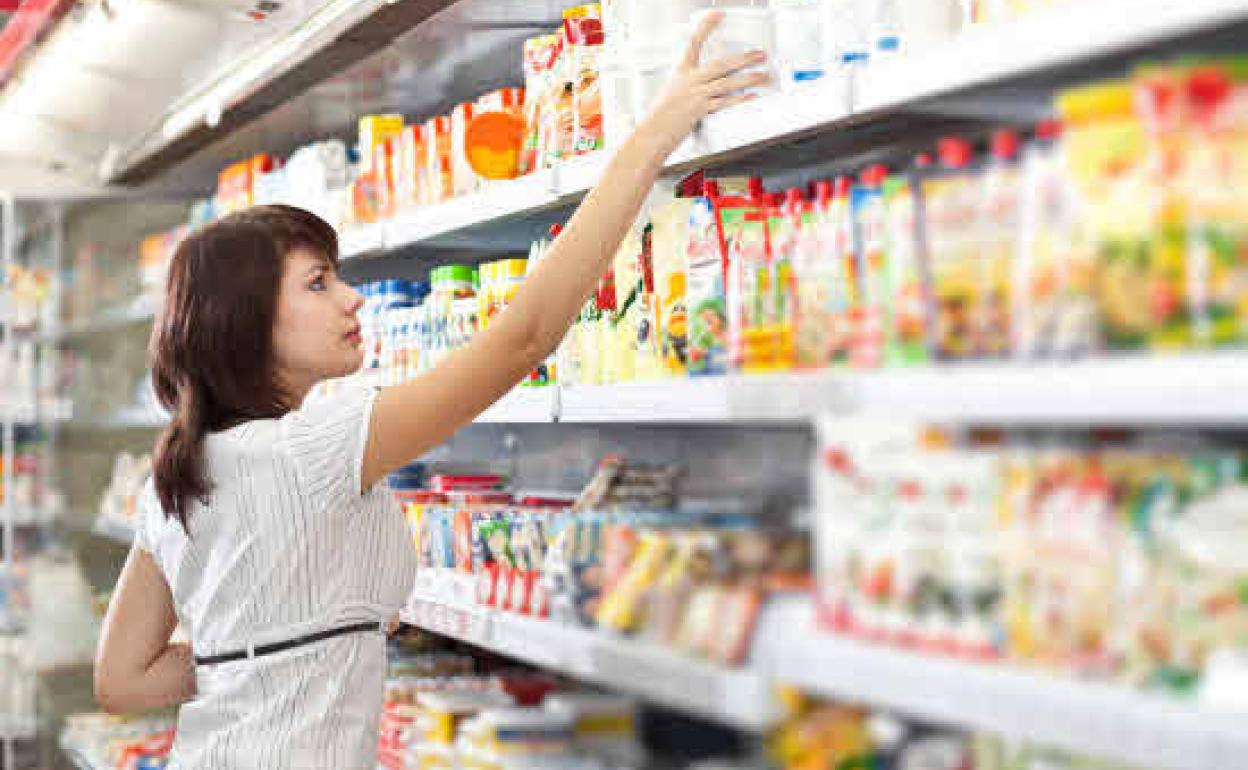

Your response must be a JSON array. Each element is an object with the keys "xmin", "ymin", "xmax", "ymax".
[{"xmin": 194, "ymin": 621, "xmax": 383, "ymax": 666}]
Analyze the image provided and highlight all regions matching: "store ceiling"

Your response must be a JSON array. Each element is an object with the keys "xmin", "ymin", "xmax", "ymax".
[
  {"xmin": 0, "ymin": 0, "xmax": 564, "ymax": 200},
  {"xmin": 134, "ymin": 0, "xmax": 566, "ymax": 196}
]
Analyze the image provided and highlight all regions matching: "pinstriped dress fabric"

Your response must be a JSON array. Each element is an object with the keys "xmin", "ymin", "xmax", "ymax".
[{"xmin": 134, "ymin": 383, "xmax": 417, "ymax": 769}]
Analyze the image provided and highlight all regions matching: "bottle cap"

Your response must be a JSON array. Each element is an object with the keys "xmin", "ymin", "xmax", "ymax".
[
  {"xmin": 990, "ymin": 129, "xmax": 1020, "ymax": 160},
  {"xmin": 937, "ymin": 137, "xmax": 973, "ymax": 169}
]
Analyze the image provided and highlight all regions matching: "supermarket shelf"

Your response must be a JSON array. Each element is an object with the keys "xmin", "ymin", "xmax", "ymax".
[
  {"xmin": 35, "ymin": 298, "xmax": 158, "ymax": 344},
  {"xmin": 341, "ymin": 74, "xmax": 852, "ymax": 258},
  {"xmin": 0, "ymin": 398, "xmax": 73, "ymax": 425},
  {"xmin": 380, "ymin": 169, "xmax": 562, "ymax": 252},
  {"xmin": 1, "ymin": 508, "xmax": 56, "ymax": 527},
  {"xmin": 340, "ymin": 222, "xmax": 387, "ymax": 260},
  {"xmin": 858, "ymin": 0, "xmax": 1248, "ymax": 115},
  {"xmin": 476, "ymin": 386, "xmax": 557, "ymax": 424},
  {"xmin": 476, "ymin": 355, "xmax": 1248, "ymax": 426},
  {"xmin": 338, "ymin": 0, "xmax": 1248, "ymax": 260},
  {"xmin": 92, "ymin": 517, "xmax": 136, "ymax": 547},
  {"xmin": 70, "ymin": 405, "xmax": 169, "ymax": 431},
  {"xmin": 402, "ymin": 593, "xmax": 780, "ymax": 732},
  {"xmin": 407, "ymin": 590, "xmax": 1248, "ymax": 770},
  {"xmin": 757, "ymin": 598, "xmax": 1247, "ymax": 770},
  {"xmin": 0, "ymin": 715, "xmax": 38, "ymax": 742}
]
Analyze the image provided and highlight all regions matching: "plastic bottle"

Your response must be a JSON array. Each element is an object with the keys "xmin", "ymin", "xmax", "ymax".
[
  {"xmin": 525, "ymin": 224, "xmax": 562, "ymax": 386},
  {"xmin": 692, "ymin": 4, "xmax": 777, "ymax": 97},
  {"xmin": 824, "ymin": 0, "xmax": 870, "ymax": 71},
  {"xmin": 922, "ymin": 136, "xmax": 979, "ymax": 361},
  {"xmin": 851, "ymin": 164, "xmax": 889, "ymax": 369},
  {"xmin": 883, "ymin": 169, "xmax": 929, "ymax": 366},
  {"xmin": 869, "ymin": 0, "xmax": 902, "ymax": 59},
  {"xmin": 772, "ymin": 0, "xmax": 826, "ymax": 87},
  {"xmin": 976, "ymin": 128, "xmax": 1022, "ymax": 358},
  {"xmin": 796, "ymin": 176, "xmax": 855, "ymax": 368},
  {"xmin": 898, "ymin": 0, "xmax": 963, "ymax": 54}
]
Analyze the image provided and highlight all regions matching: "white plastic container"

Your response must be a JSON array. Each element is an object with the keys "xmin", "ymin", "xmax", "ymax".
[
  {"xmin": 621, "ymin": 0, "xmax": 711, "ymax": 57},
  {"xmin": 600, "ymin": 47, "xmax": 637, "ymax": 149},
  {"xmin": 630, "ymin": 55, "xmax": 673, "ymax": 122},
  {"xmin": 898, "ymin": 0, "xmax": 963, "ymax": 54},
  {"xmin": 822, "ymin": 0, "xmax": 869, "ymax": 68},
  {"xmin": 691, "ymin": 6, "xmax": 777, "ymax": 95},
  {"xmin": 869, "ymin": 0, "xmax": 902, "ymax": 58},
  {"xmin": 772, "ymin": 0, "xmax": 826, "ymax": 86}
]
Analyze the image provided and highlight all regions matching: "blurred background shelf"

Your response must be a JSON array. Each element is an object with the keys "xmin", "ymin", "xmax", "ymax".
[
  {"xmin": 35, "ymin": 298, "xmax": 158, "ymax": 345},
  {"xmin": 90, "ymin": 518, "xmax": 135, "ymax": 547},
  {"xmin": 402, "ymin": 593, "xmax": 780, "ymax": 733}
]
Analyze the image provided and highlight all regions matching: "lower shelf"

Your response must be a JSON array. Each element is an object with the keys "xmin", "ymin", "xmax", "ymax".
[
  {"xmin": 401, "ymin": 594, "xmax": 779, "ymax": 732},
  {"xmin": 406, "ymin": 593, "xmax": 1248, "ymax": 770}
]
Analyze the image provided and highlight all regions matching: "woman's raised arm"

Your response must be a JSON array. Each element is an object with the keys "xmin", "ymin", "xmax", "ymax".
[{"xmin": 360, "ymin": 12, "xmax": 767, "ymax": 490}]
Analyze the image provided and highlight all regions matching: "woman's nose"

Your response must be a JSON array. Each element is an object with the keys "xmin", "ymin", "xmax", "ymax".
[{"xmin": 345, "ymin": 285, "xmax": 364, "ymax": 313}]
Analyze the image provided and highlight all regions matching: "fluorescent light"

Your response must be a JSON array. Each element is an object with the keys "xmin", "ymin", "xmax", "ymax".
[{"xmin": 160, "ymin": 0, "xmax": 382, "ymax": 143}]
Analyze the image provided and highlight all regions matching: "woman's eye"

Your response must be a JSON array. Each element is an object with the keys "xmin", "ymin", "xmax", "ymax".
[{"xmin": 310, "ymin": 276, "xmax": 327, "ymax": 291}]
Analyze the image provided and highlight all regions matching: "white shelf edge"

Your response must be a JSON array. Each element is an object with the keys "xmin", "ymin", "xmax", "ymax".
[
  {"xmin": 71, "ymin": 405, "xmax": 169, "ymax": 431},
  {"xmin": 0, "ymin": 508, "xmax": 56, "ymax": 527},
  {"xmin": 475, "ymin": 386, "xmax": 556, "ymax": 424},
  {"xmin": 34, "ymin": 298, "xmax": 159, "ymax": 344},
  {"xmin": 0, "ymin": 398, "xmax": 73, "ymax": 424},
  {"xmin": 477, "ymin": 355, "xmax": 1248, "ymax": 426},
  {"xmin": 859, "ymin": 0, "xmax": 1248, "ymax": 115},
  {"xmin": 402, "ymin": 593, "xmax": 779, "ymax": 732},
  {"xmin": 0, "ymin": 715, "xmax": 38, "ymax": 742},
  {"xmin": 757, "ymin": 597, "xmax": 1247, "ymax": 770},
  {"xmin": 405, "ymin": 591, "xmax": 1247, "ymax": 770}
]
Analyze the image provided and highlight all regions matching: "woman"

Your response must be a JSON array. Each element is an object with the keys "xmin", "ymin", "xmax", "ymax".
[{"xmin": 93, "ymin": 15, "xmax": 767, "ymax": 770}]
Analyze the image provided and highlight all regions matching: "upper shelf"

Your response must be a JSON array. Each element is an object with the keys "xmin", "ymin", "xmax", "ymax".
[
  {"xmin": 338, "ymin": 0, "xmax": 1248, "ymax": 260},
  {"xmin": 410, "ymin": 354, "xmax": 1248, "ymax": 427}
]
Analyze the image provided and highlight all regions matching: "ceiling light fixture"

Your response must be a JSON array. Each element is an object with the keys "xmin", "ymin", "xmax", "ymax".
[{"xmin": 159, "ymin": 0, "xmax": 384, "ymax": 142}]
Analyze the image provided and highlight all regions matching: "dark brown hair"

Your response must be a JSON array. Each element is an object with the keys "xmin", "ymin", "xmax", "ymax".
[{"xmin": 150, "ymin": 205, "xmax": 339, "ymax": 528}]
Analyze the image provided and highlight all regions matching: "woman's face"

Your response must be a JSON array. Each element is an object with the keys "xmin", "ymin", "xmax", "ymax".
[{"xmin": 272, "ymin": 248, "xmax": 365, "ymax": 399}]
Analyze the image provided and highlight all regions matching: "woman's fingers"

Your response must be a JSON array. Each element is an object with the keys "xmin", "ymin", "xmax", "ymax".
[
  {"xmin": 696, "ymin": 50, "xmax": 767, "ymax": 83},
  {"xmin": 708, "ymin": 92, "xmax": 761, "ymax": 114},
  {"xmin": 680, "ymin": 10, "xmax": 724, "ymax": 70},
  {"xmin": 706, "ymin": 69, "xmax": 773, "ymax": 98}
]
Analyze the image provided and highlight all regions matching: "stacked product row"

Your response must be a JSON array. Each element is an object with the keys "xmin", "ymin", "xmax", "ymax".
[
  {"xmin": 378, "ymin": 631, "xmax": 1159, "ymax": 770},
  {"xmin": 0, "ymin": 427, "xmax": 60, "ymax": 520},
  {"xmin": 345, "ymin": 56, "xmax": 1248, "ymax": 395},
  {"xmin": 402, "ymin": 458, "xmax": 810, "ymax": 669},
  {"xmin": 130, "ymin": 0, "xmax": 1108, "ymax": 254},
  {"xmin": 814, "ymin": 420, "xmax": 1248, "ymax": 699}
]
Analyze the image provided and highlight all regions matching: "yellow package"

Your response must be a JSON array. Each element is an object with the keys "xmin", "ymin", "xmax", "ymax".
[
  {"xmin": 650, "ymin": 197, "xmax": 694, "ymax": 376},
  {"xmin": 1057, "ymin": 81, "xmax": 1149, "ymax": 350},
  {"xmin": 359, "ymin": 114, "xmax": 404, "ymax": 176},
  {"xmin": 604, "ymin": 231, "xmax": 641, "ymax": 383},
  {"xmin": 597, "ymin": 532, "xmax": 673, "ymax": 632}
]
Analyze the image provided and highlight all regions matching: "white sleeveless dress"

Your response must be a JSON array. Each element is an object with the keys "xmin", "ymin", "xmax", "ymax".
[{"xmin": 135, "ymin": 383, "xmax": 417, "ymax": 770}]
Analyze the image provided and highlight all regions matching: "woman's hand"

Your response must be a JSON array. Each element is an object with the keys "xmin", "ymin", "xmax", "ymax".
[{"xmin": 636, "ymin": 11, "xmax": 772, "ymax": 156}]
